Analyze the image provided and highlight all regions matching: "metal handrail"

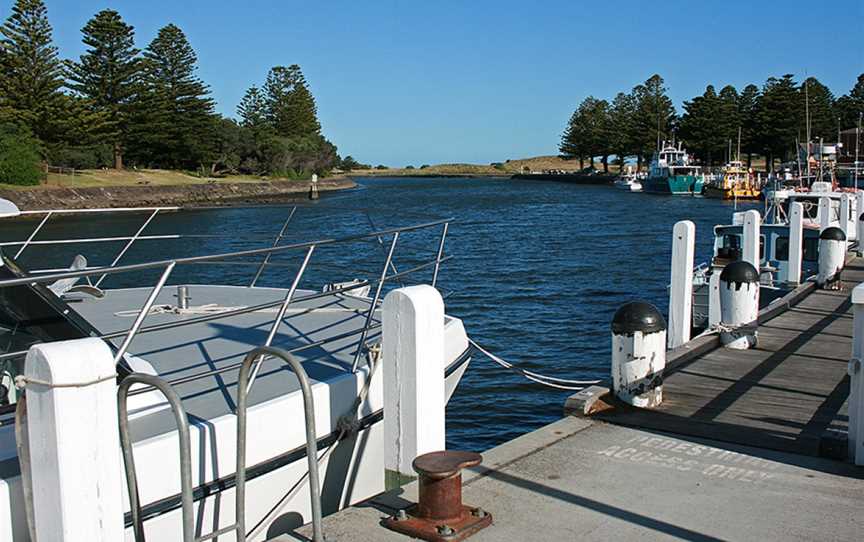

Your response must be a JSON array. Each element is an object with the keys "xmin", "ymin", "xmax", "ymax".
[
  {"xmin": 0, "ymin": 218, "xmax": 452, "ymax": 289},
  {"xmin": 351, "ymin": 232, "xmax": 398, "ymax": 372},
  {"xmin": 118, "ymin": 373, "xmax": 202, "ymax": 542},
  {"xmin": 236, "ymin": 346, "xmax": 324, "ymax": 542}
]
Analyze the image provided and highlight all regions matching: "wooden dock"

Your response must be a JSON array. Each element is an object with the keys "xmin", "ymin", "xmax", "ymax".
[{"xmin": 593, "ymin": 257, "xmax": 863, "ymax": 458}]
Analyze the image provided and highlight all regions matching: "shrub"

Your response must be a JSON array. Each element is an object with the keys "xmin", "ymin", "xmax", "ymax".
[
  {"xmin": 48, "ymin": 144, "xmax": 113, "ymax": 170},
  {"xmin": 0, "ymin": 125, "xmax": 42, "ymax": 186},
  {"xmin": 405, "ymin": 165, "xmax": 415, "ymax": 170},
  {"xmin": 420, "ymin": 164, "xmax": 430, "ymax": 169},
  {"xmin": 375, "ymin": 164, "xmax": 388, "ymax": 170}
]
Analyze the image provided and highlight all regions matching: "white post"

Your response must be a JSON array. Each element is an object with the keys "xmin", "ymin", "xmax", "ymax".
[
  {"xmin": 840, "ymin": 194, "xmax": 851, "ymax": 240},
  {"xmin": 788, "ymin": 201, "xmax": 804, "ymax": 284},
  {"xmin": 817, "ymin": 227, "xmax": 846, "ymax": 289},
  {"xmin": 850, "ymin": 284, "xmax": 864, "ymax": 465},
  {"xmin": 611, "ymin": 301, "xmax": 666, "ymax": 408},
  {"xmin": 668, "ymin": 220, "xmax": 695, "ymax": 349},
  {"xmin": 708, "ymin": 271, "xmax": 721, "ymax": 328},
  {"xmin": 856, "ymin": 191, "xmax": 864, "ymax": 246},
  {"xmin": 819, "ymin": 197, "xmax": 832, "ymax": 231},
  {"xmin": 742, "ymin": 209, "xmax": 760, "ymax": 271},
  {"xmin": 719, "ymin": 261, "xmax": 759, "ymax": 350},
  {"xmin": 25, "ymin": 338, "xmax": 123, "ymax": 541},
  {"xmin": 383, "ymin": 285, "xmax": 446, "ymax": 488}
]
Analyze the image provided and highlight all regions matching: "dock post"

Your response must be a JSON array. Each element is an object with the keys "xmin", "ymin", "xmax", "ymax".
[
  {"xmin": 817, "ymin": 227, "xmax": 846, "ymax": 289},
  {"xmin": 708, "ymin": 271, "xmax": 721, "ymax": 328},
  {"xmin": 668, "ymin": 220, "xmax": 695, "ymax": 349},
  {"xmin": 856, "ymin": 190, "xmax": 864, "ymax": 245},
  {"xmin": 840, "ymin": 194, "xmax": 851, "ymax": 239},
  {"xmin": 819, "ymin": 197, "xmax": 831, "ymax": 231},
  {"xmin": 742, "ymin": 210, "xmax": 760, "ymax": 271},
  {"xmin": 382, "ymin": 285, "xmax": 446, "ymax": 489},
  {"xmin": 788, "ymin": 202, "xmax": 804, "ymax": 285},
  {"xmin": 850, "ymin": 284, "xmax": 864, "ymax": 465},
  {"xmin": 719, "ymin": 261, "xmax": 759, "ymax": 349},
  {"xmin": 610, "ymin": 301, "xmax": 666, "ymax": 408},
  {"xmin": 859, "ymin": 211, "xmax": 864, "ymax": 257},
  {"xmin": 309, "ymin": 173, "xmax": 319, "ymax": 200},
  {"xmin": 23, "ymin": 338, "xmax": 123, "ymax": 541}
]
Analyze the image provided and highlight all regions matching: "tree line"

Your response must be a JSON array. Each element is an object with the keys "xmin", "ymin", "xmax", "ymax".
[
  {"xmin": 560, "ymin": 73, "xmax": 864, "ymax": 171},
  {"xmin": 0, "ymin": 0, "xmax": 343, "ymax": 185}
]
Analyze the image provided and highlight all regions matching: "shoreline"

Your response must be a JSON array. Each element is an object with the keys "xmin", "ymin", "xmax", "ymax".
[{"xmin": 0, "ymin": 177, "xmax": 356, "ymax": 211}]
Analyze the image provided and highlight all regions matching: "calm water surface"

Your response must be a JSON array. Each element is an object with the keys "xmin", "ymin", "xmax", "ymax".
[{"xmin": 5, "ymin": 177, "xmax": 760, "ymax": 451}]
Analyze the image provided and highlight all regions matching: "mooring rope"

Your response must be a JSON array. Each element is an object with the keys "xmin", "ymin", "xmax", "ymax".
[{"xmin": 468, "ymin": 339, "xmax": 602, "ymax": 391}]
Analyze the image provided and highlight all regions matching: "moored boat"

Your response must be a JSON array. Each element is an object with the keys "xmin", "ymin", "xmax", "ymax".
[
  {"xmin": 642, "ymin": 142, "xmax": 705, "ymax": 195},
  {"xmin": 704, "ymin": 160, "xmax": 760, "ymax": 200}
]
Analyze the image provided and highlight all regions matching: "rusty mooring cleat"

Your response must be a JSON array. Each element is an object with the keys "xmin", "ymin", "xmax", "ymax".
[{"xmin": 382, "ymin": 450, "xmax": 492, "ymax": 541}]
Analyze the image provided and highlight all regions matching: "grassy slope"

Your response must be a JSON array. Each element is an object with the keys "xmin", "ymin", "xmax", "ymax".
[
  {"xmin": 349, "ymin": 155, "xmax": 623, "ymax": 177},
  {"xmin": 2, "ymin": 169, "xmax": 311, "ymax": 190}
]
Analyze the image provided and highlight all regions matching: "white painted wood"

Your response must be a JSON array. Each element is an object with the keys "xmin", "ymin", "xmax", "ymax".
[
  {"xmin": 817, "ymin": 237, "xmax": 845, "ymax": 288},
  {"xmin": 856, "ymin": 191, "xmax": 864, "ymax": 246},
  {"xmin": 720, "ymin": 277, "xmax": 759, "ymax": 350},
  {"xmin": 708, "ymin": 271, "xmax": 721, "ymax": 328},
  {"xmin": 840, "ymin": 194, "xmax": 851, "ymax": 239},
  {"xmin": 668, "ymin": 220, "xmax": 695, "ymax": 349},
  {"xmin": 742, "ymin": 210, "xmax": 761, "ymax": 270},
  {"xmin": 850, "ymin": 286, "xmax": 864, "ymax": 465},
  {"xmin": 25, "ymin": 338, "xmax": 123, "ymax": 541},
  {"xmin": 788, "ymin": 202, "xmax": 804, "ymax": 284},
  {"xmin": 818, "ymin": 197, "xmax": 831, "ymax": 231},
  {"xmin": 612, "ymin": 329, "xmax": 666, "ymax": 408},
  {"xmin": 382, "ymin": 285, "xmax": 446, "ymax": 485}
]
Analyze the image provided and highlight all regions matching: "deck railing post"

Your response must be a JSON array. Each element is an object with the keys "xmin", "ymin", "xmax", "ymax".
[
  {"xmin": 668, "ymin": 220, "xmax": 695, "ymax": 349},
  {"xmin": 788, "ymin": 201, "xmax": 804, "ymax": 284},
  {"xmin": 23, "ymin": 338, "xmax": 123, "ymax": 541},
  {"xmin": 840, "ymin": 194, "xmax": 851, "ymax": 239},
  {"xmin": 742, "ymin": 209, "xmax": 760, "ymax": 271},
  {"xmin": 383, "ymin": 285, "xmax": 446, "ymax": 489},
  {"xmin": 850, "ymin": 284, "xmax": 864, "ymax": 465},
  {"xmin": 818, "ymin": 197, "xmax": 831, "ymax": 231},
  {"xmin": 856, "ymin": 191, "xmax": 864, "ymax": 250}
]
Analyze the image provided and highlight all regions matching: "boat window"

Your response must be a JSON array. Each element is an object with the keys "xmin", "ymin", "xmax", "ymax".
[
  {"xmin": 0, "ymin": 250, "xmax": 102, "ymax": 409},
  {"xmin": 803, "ymin": 238, "xmax": 818, "ymax": 262},
  {"xmin": 775, "ymin": 237, "xmax": 789, "ymax": 261}
]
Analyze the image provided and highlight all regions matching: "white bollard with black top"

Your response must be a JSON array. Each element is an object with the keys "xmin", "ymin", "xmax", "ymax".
[
  {"xmin": 817, "ymin": 226, "xmax": 846, "ymax": 290},
  {"xmin": 719, "ymin": 260, "xmax": 759, "ymax": 350},
  {"xmin": 610, "ymin": 301, "xmax": 666, "ymax": 408}
]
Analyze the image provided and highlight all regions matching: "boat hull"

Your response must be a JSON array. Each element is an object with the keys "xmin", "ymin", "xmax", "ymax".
[
  {"xmin": 643, "ymin": 174, "xmax": 704, "ymax": 195},
  {"xmin": 704, "ymin": 185, "xmax": 761, "ymax": 200}
]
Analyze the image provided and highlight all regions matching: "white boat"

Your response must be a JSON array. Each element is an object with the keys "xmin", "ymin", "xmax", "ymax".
[
  {"xmin": 0, "ymin": 202, "xmax": 471, "ymax": 541},
  {"xmin": 765, "ymin": 181, "xmax": 861, "ymax": 242},
  {"xmin": 613, "ymin": 176, "xmax": 642, "ymax": 192}
]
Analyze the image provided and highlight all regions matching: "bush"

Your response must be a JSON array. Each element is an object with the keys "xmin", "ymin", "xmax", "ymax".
[
  {"xmin": 420, "ymin": 164, "xmax": 430, "ymax": 169},
  {"xmin": 48, "ymin": 144, "xmax": 113, "ymax": 170},
  {"xmin": 375, "ymin": 164, "xmax": 388, "ymax": 170},
  {"xmin": 0, "ymin": 125, "xmax": 42, "ymax": 186},
  {"xmin": 405, "ymin": 165, "xmax": 415, "ymax": 170}
]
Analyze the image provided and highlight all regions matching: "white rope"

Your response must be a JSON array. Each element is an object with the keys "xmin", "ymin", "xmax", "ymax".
[
  {"xmin": 469, "ymin": 339, "xmax": 601, "ymax": 391},
  {"xmin": 15, "ymin": 373, "xmax": 117, "ymax": 390}
]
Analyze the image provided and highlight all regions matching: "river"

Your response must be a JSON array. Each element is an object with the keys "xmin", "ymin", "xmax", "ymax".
[{"xmin": 3, "ymin": 176, "xmax": 760, "ymax": 451}]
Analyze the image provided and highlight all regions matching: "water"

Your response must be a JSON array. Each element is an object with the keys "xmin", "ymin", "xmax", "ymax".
[{"xmin": 2, "ymin": 176, "xmax": 760, "ymax": 451}]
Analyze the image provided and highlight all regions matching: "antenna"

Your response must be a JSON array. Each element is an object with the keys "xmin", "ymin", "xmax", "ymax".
[
  {"xmin": 856, "ymin": 112, "xmax": 861, "ymax": 191},
  {"xmin": 737, "ymin": 126, "xmax": 742, "ymax": 162},
  {"xmin": 804, "ymin": 75, "xmax": 811, "ymax": 179}
]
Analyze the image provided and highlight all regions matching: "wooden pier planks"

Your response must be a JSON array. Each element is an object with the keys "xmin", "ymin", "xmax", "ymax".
[{"xmin": 596, "ymin": 258, "xmax": 864, "ymax": 457}]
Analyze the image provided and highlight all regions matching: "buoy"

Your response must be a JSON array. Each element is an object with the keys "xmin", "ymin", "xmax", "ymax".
[
  {"xmin": 817, "ymin": 226, "xmax": 846, "ymax": 289},
  {"xmin": 610, "ymin": 301, "xmax": 666, "ymax": 408},
  {"xmin": 719, "ymin": 260, "xmax": 759, "ymax": 350}
]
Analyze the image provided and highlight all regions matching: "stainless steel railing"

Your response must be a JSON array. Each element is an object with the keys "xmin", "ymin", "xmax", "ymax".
[{"xmin": 117, "ymin": 346, "xmax": 324, "ymax": 542}]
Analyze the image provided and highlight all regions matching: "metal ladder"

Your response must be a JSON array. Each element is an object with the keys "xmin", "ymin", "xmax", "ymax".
[{"xmin": 118, "ymin": 346, "xmax": 324, "ymax": 542}]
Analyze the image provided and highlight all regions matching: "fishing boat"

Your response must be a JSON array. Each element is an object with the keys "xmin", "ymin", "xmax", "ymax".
[
  {"xmin": 642, "ymin": 142, "xmax": 705, "ymax": 195},
  {"xmin": 0, "ymin": 201, "xmax": 472, "ymax": 541},
  {"xmin": 704, "ymin": 160, "xmax": 760, "ymax": 200}
]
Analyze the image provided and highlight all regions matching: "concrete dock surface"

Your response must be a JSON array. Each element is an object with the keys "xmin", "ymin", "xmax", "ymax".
[{"xmin": 289, "ymin": 416, "xmax": 862, "ymax": 541}]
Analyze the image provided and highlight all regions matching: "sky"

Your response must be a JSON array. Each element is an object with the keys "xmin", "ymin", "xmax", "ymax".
[{"xmin": 3, "ymin": 0, "xmax": 863, "ymax": 166}]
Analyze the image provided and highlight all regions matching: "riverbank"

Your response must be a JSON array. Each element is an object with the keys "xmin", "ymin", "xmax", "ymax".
[{"xmin": 0, "ymin": 174, "xmax": 355, "ymax": 210}]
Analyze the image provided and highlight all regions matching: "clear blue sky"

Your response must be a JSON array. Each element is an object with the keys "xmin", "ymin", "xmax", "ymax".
[{"xmin": 4, "ymin": 0, "xmax": 863, "ymax": 166}]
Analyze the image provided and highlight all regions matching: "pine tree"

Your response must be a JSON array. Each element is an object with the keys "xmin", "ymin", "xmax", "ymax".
[
  {"xmin": 608, "ymin": 92, "xmax": 637, "ymax": 169},
  {"xmin": 800, "ymin": 77, "xmax": 836, "ymax": 141},
  {"xmin": 717, "ymin": 85, "xmax": 741, "ymax": 161},
  {"xmin": 632, "ymin": 74, "xmax": 677, "ymax": 168},
  {"xmin": 680, "ymin": 85, "xmax": 723, "ymax": 165},
  {"xmin": 133, "ymin": 23, "xmax": 216, "ymax": 169},
  {"xmin": 756, "ymin": 75, "xmax": 799, "ymax": 169},
  {"xmin": 0, "ymin": 0, "xmax": 64, "ymax": 142},
  {"xmin": 837, "ymin": 74, "xmax": 864, "ymax": 129},
  {"xmin": 559, "ymin": 109, "xmax": 586, "ymax": 168},
  {"xmin": 237, "ymin": 85, "xmax": 268, "ymax": 129},
  {"xmin": 263, "ymin": 65, "xmax": 321, "ymax": 138},
  {"xmin": 738, "ymin": 84, "xmax": 760, "ymax": 166},
  {"xmin": 66, "ymin": 9, "xmax": 141, "ymax": 169}
]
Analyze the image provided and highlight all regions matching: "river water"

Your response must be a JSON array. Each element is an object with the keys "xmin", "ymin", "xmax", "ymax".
[{"xmin": 4, "ymin": 176, "xmax": 759, "ymax": 451}]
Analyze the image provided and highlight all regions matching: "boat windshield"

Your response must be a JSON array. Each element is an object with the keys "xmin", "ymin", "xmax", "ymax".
[{"xmin": 0, "ymin": 250, "xmax": 99, "ymax": 407}]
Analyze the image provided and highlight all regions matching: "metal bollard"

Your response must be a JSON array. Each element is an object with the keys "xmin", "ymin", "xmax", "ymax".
[
  {"xmin": 818, "ymin": 226, "xmax": 846, "ymax": 289},
  {"xmin": 719, "ymin": 260, "xmax": 759, "ymax": 350},
  {"xmin": 611, "ymin": 301, "xmax": 666, "ymax": 408},
  {"xmin": 382, "ymin": 450, "xmax": 492, "ymax": 541}
]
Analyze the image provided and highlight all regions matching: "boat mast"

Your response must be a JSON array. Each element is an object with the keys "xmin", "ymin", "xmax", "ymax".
[
  {"xmin": 856, "ymin": 112, "xmax": 861, "ymax": 191},
  {"xmin": 805, "ymin": 76, "xmax": 811, "ymax": 181}
]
